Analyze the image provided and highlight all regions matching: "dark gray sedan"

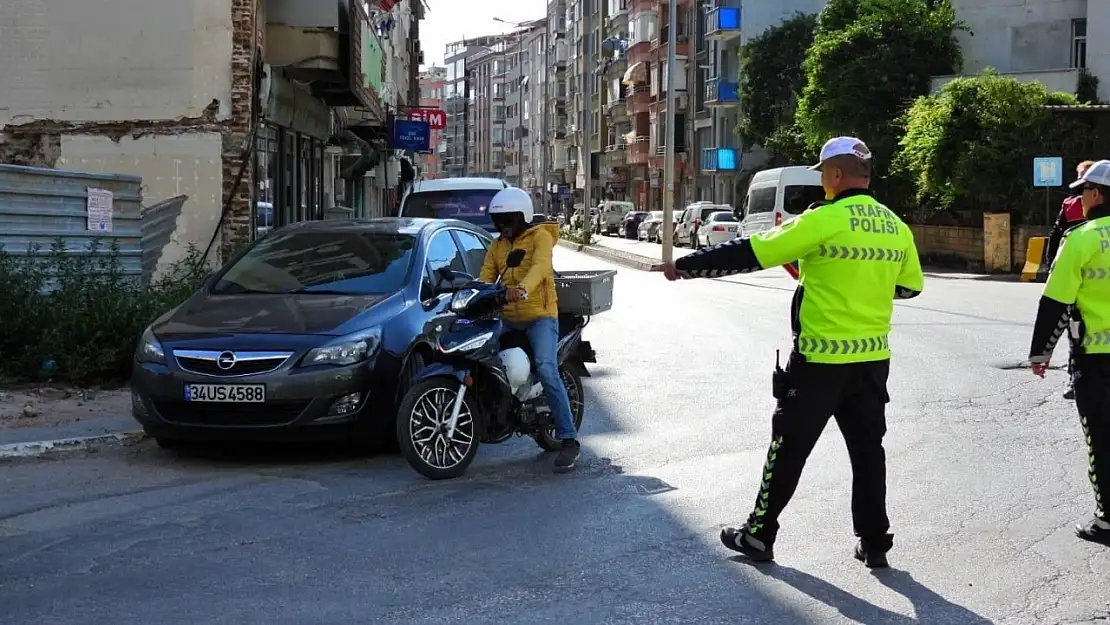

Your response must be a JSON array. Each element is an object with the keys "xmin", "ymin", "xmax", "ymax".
[{"xmin": 131, "ymin": 218, "xmax": 494, "ymax": 448}]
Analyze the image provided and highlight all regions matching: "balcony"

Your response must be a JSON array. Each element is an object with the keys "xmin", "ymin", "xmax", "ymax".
[
  {"xmin": 701, "ymin": 147, "xmax": 739, "ymax": 172},
  {"xmin": 705, "ymin": 78, "xmax": 739, "ymax": 107},
  {"xmin": 628, "ymin": 136, "xmax": 650, "ymax": 164},
  {"xmin": 263, "ymin": 0, "xmax": 377, "ymax": 112},
  {"xmin": 606, "ymin": 98, "xmax": 627, "ymax": 118},
  {"xmin": 627, "ymin": 84, "xmax": 651, "ymax": 113},
  {"xmin": 706, "ymin": 7, "xmax": 741, "ymax": 41}
]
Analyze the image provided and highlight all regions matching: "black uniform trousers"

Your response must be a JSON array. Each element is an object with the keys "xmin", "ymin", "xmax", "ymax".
[
  {"xmin": 1072, "ymin": 353, "xmax": 1110, "ymax": 521},
  {"xmin": 746, "ymin": 358, "xmax": 893, "ymax": 549}
]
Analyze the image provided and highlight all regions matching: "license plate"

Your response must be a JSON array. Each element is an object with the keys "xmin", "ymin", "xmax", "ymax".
[
  {"xmin": 728, "ymin": 226, "xmax": 737, "ymax": 231},
  {"xmin": 184, "ymin": 384, "xmax": 265, "ymax": 403}
]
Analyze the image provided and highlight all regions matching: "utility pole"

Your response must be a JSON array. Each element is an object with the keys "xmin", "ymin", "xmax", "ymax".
[
  {"xmin": 660, "ymin": 0, "xmax": 677, "ymax": 263},
  {"xmin": 517, "ymin": 31, "xmax": 525, "ymax": 188},
  {"xmin": 463, "ymin": 69, "xmax": 471, "ymax": 176},
  {"xmin": 541, "ymin": 13, "xmax": 549, "ymax": 214},
  {"xmin": 582, "ymin": 0, "xmax": 593, "ymax": 227}
]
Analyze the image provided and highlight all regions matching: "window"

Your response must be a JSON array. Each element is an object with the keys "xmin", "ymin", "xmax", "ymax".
[
  {"xmin": 452, "ymin": 230, "xmax": 489, "ymax": 275},
  {"xmin": 1072, "ymin": 19, "xmax": 1087, "ymax": 69},
  {"xmin": 401, "ymin": 189, "xmax": 498, "ymax": 230},
  {"xmin": 746, "ymin": 187, "xmax": 776, "ymax": 215},
  {"xmin": 782, "ymin": 185, "xmax": 826, "ymax": 215},
  {"xmin": 425, "ymin": 231, "xmax": 468, "ymax": 279},
  {"xmin": 211, "ymin": 232, "xmax": 417, "ymax": 295}
]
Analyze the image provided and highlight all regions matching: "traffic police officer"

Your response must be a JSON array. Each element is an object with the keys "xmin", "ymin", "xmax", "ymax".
[
  {"xmin": 1028, "ymin": 158, "xmax": 1110, "ymax": 545},
  {"xmin": 656, "ymin": 137, "xmax": 924, "ymax": 567}
]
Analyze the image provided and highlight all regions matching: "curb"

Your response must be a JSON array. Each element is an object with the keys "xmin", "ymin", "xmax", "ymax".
[
  {"xmin": 557, "ymin": 240, "xmax": 657, "ymax": 271},
  {"xmin": 0, "ymin": 430, "xmax": 147, "ymax": 459}
]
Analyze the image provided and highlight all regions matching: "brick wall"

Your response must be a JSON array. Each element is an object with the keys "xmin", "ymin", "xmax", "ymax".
[
  {"xmin": 911, "ymin": 224, "xmax": 1051, "ymax": 271},
  {"xmin": 219, "ymin": 0, "xmax": 259, "ymax": 261}
]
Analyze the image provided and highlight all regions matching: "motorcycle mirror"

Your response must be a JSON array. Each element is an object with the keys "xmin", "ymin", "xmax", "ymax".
[{"xmin": 506, "ymin": 249, "xmax": 526, "ymax": 268}]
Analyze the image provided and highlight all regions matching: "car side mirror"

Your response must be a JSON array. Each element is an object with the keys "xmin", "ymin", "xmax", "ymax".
[
  {"xmin": 434, "ymin": 269, "xmax": 474, "ymax": 294},
  {"xmin": 506, "ymin": 248, "xmax": 526, "ymax": 268}
]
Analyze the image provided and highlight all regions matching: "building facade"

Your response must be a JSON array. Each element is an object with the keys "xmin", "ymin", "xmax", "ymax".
[
  {"xmin": 417, "ymin": 66, "xmax": 447, "ymax": 179},
  {"xmin": 935, "ymin": 0, "xmax": 1110, "ymax": 99},
  {"xmin": 0, "ymin": 0, "xmax": 422, "ymax": 265}
]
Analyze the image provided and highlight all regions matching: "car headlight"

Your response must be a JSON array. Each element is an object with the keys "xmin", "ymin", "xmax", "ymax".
[
  {"xmin": 304, "ymin": 327, "xmax": 382, "ymax": 367},
  {"xmin": 135, "ymin": 326, "xmax": 166, "ymax": 364},
  {"xmin": 451, "ymin": 288, "xmax": 480, "ymax": 313}
]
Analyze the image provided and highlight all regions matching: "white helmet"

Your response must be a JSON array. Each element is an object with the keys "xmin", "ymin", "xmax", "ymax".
[{"xmin": 488, "ymin": 187, "xmax": 534, "ymax": 224}]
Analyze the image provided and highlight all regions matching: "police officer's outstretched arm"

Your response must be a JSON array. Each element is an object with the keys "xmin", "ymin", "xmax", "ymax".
[
  {"xmin": 1029, "ymin": 232, "xmax": 1086, "ymax": 364},
  {"xmin": 895, "ymin": 237, "xmax": 924, "ymax": 299},
  {"xmin": 673, "ymin": 209, "xmax": 835, "ymax": 278}
]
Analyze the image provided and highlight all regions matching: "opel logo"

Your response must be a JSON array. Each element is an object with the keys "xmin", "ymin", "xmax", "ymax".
[{"xmin": 216, "ymin": 351, "xmax": 237, "ymax": 370}]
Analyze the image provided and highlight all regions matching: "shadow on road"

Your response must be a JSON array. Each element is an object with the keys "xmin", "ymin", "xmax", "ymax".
[{"xmin": 738, "ymin": 559, "xmax": 992, "ymax": 624}]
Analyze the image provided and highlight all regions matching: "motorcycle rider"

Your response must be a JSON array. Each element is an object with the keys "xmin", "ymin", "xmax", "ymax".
[{"xmin": 480, "ymin": 187, "xmax": 581, "ymax": 472}]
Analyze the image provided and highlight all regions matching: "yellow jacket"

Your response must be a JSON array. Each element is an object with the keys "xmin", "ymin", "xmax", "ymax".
[{"xmin": 479, "ymin": 221, "xmax": 560, "ymax": 323}]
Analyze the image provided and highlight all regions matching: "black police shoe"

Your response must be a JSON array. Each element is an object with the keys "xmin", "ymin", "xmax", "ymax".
[
  {"xmin": 720, "ymin": 525, "xmax": 774, "ymax": 562},
  {"xmin": 854, "ymin": 535, "xmax": 893, "ymax": 568},
  {"xmin": 1075, "ymin": 516, "xmax": 1110, "ymax": 545}
]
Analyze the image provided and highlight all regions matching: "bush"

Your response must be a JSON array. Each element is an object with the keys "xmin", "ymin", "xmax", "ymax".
[
  {"xmin": 895, "ymin": 70, "xmax": 1083, "ymax": 218},
  {"xmin": 560, "ymin": 227, "xmax": 595, "ymax": 246},
  {"xmin": 0, "ymin": 240, "xmax": 211, "ymax": 385}
]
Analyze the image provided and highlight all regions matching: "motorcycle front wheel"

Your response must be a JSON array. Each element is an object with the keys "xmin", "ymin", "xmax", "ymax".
[
  {"xmin": 396, "ymin": 377, "xmax": 481, "ymax": 480},
  {"xmin": 533, "ymin": 365, "xmax": 585, "ymax": 452}
]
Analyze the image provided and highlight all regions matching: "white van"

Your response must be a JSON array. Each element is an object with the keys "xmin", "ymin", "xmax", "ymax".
[
  {"xmin": 398, "ymin": 177, "xmax": 509, "ymax": 233},
  {"xmin": 739, "ymin": 167, "xmax": 825, "ymax": 237}
]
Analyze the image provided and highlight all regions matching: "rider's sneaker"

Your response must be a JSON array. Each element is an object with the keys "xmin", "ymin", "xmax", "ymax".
[
  {"xmin": 1075, "ymin": 515, "xmax": 1110, "ymax": 545},
  {"xmin": 854, "ymin": 538, "xmax": 892, "ymax": 569},
  {"xmin": 1063, "ymin": 384, "xmax": 1076, "ymax": 400},
  {"xmin": 553, "ymin": 439, "xmax": 580, "ymax": 473}
]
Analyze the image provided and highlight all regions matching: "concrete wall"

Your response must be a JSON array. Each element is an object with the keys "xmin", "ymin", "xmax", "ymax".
[
  {"xmin": 0, "ymin": 0, "xmax": 259, "ymax": 269},
  {"xmin": 911, "ymin": 224, "xmax": 1050, "ymax": 271}
]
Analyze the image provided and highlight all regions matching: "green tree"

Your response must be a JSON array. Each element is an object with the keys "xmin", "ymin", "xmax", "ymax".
[
  {"xmin": 895, "ymin": 70, "xmax": 1081, "ymax": 217},
  {"xmin": 796, "ymin": 0, "xmax": 963, "ymax": 174},
  {"xmin": 736, "ymin": 12, "xmax": 818, "ymax": 164}
]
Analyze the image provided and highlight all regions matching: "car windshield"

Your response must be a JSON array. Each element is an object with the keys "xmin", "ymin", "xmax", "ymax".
[
  {"xmin": 700, "ymin": 207, "xmax": 727, "ymax": 220},
  {"xmin": 709, "ymin": 212, "xmax": 737, "ymax": 222},
  {"xmin": 211, "ymin": 231, "xmax": 417, "ymax": 295},
  {"xmin": 783, "ymin": 185, "xmax": 826, "ymax": 215},
  {"xmin": 650, "ymin": 211, "xmax": 663, "ymax": 220},
  {"xmin": 402, "ymin": 189, "xmax": 497, "ymax": 229}
]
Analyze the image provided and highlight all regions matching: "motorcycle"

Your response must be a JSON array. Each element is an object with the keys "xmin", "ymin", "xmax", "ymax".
[{"xmin": 396, "ymin": 249, "xmax": 602, "ymax": 480}]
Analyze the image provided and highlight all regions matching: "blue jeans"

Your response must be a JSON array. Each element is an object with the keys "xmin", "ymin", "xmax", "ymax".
[{"xmin": 507, "ymin": 316, "xmax": 578, "ymax": 440}]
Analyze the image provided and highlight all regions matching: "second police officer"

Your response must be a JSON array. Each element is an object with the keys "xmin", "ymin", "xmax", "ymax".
[
  {"xmin": 1028, "ymin": 159, "xmax": 1110, "ymax": 545},
  {"xmin": 655, "ymin": 137, "xmax": 924, "ymax": 567}
]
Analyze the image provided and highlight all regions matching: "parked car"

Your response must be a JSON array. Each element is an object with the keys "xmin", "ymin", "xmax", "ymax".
[
  {"xmin": 596, "ymin": 200, "xmax": 635, "ymax": 236},
  {"xmin": 622, "ymin": 211, "xmax": 649, "ymax": 239},
  {"xmin": 676, "ymin": 203, "xmax": 732, "ymax": 248},
  {"xmin": 131, "ymin": 218, "xmax": 496, "ymax": 449},
  {"xmin": 697, "ymin": 211, "xmax": 739, "ymax": 247},
  {"xmin": 638, "ymin": 210, "xmax": 665, "ymax": 242},
  {"xmin": 739, "ymin": 166, "xmax": 824, "ymax": 236},
  {"xmin": 398, "ymin": 177, "xmax": 510, "ymax": 234}
]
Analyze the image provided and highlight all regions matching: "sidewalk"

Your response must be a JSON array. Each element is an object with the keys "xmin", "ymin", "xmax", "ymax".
[{"xmin": 563, "ymin": 235, "xmax": 1025, "ymax": 281}]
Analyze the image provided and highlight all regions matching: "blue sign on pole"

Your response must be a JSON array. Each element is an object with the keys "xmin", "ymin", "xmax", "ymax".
[
  {"xmin": 393, "ymin": 119, "xmax": 430, "ymax": 152},
  {"xmin": 1033, "ymin": 156, "xmax": 1064, "ymax": 187}
]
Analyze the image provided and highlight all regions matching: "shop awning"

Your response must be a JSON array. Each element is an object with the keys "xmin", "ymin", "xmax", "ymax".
[{"xmin": 622, "ymin": 62, "xmax": 647, "ymax": 85}]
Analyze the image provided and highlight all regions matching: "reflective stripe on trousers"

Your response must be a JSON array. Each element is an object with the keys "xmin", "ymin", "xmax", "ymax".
[{"xmin": 798, "ymin": 336, "xmax": 889, "ymax": 355}]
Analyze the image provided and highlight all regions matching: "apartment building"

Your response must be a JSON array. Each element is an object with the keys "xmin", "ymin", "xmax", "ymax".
[
  {"xmin": 600, "ymin": 0, "xmax": 632, "ymax": 203},
  {"xmin": 936, "ymin": 0, "xmax": 1110, "ymax": 99},
  {"xmin": 417, "ymin": 66, "xmax": 446, "ymax": 179},
  {"xmin": 504, "ymin": 23, "xmax": 546, "ymax": 188},
  {"xmin": 547, "ymin": 0, "xmax": 571, "ymax": 211},
  {"xmin": 441, "ymin": 35, "xmax": 505, "ymax": 177}
]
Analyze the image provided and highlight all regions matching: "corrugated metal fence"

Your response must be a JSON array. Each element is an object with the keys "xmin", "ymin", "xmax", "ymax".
[{"xmin": 0, "ymin": 164, "xmax": 145, "ymax": 280}]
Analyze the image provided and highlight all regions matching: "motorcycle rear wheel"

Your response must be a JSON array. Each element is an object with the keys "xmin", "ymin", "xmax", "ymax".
[
  {"xmin": 533, "ymin": 365, "xmax": 585, "ymax": 452},
  {"xmin": 397, "ymin": 377, "xmax": 481, "ymax": 480}
]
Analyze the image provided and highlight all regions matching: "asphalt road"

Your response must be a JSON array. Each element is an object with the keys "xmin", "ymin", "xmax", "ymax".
[{"xmin": 2, "ymin": 247, "xmax": 1108, "ymax": 625}]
